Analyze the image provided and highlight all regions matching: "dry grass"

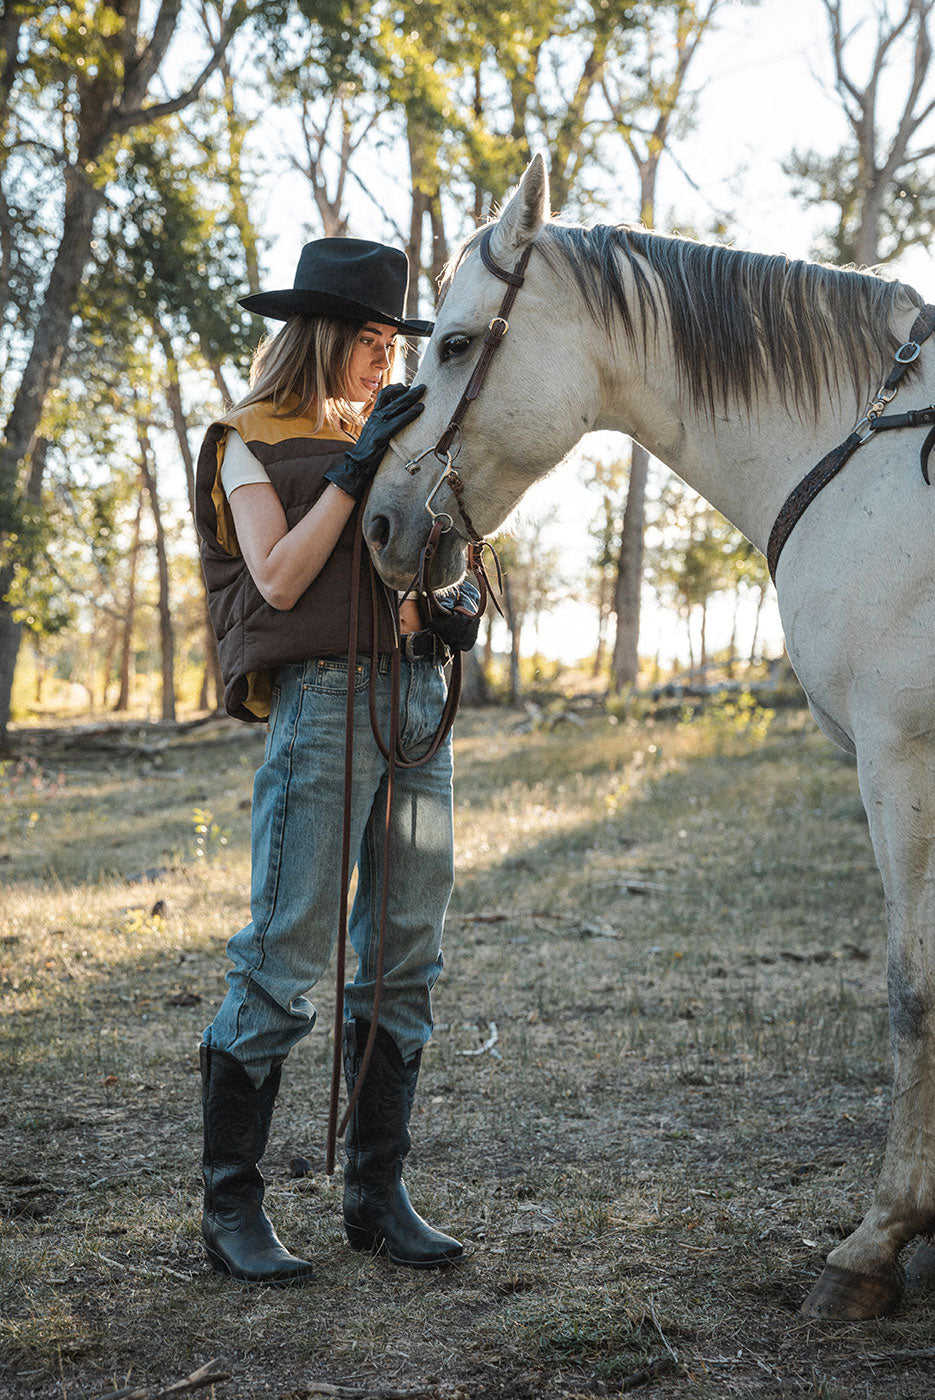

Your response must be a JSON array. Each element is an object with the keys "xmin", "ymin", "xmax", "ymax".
[{"xmin": 2, "ymin": 701, "xmax": 934, "ymax": 1399}]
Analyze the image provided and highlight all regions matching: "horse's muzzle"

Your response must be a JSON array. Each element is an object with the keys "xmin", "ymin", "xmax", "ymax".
[{"xmin": 363, "ymin": 498, "xmax": 468, "ymax": 592}]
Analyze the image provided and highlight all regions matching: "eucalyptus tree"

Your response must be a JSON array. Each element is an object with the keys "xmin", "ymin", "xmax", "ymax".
[
  {"xmin": 577, "ymin": 442, "xmax": 630, "ymax": 677},
  {"xmin": 5, "ymin": 106, "xmax": 257, "ymax": 720},
  {"xmin": 73, "ymin": 124, "xmax": 256, "ymax": 711},
  {"xmin": 597, "ymin": 0, "xmax": 729, "ymax": 691},
  {"xmin": 0, "ymin": 0, "xmax": 265, "ymax": 747},
  {"xmin": 786, "ymin": 0, "xmax": 935, "ymax": 267}
]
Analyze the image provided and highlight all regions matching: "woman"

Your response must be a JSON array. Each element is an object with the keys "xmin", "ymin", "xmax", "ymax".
[{"xmin": 194, "ymin": 238, "xmax": 475, "ymax": 1285}]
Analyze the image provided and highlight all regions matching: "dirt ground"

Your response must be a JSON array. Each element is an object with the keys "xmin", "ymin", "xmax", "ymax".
[{"xmin": 2, "ymin": 701, "xmax": 934, "ymax": 1399}]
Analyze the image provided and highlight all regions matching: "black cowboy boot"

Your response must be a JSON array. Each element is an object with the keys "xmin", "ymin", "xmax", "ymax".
[
  {"xmin": 342, "ymin": 1018, "xmax": 464, "ymax": 1268},
  {"xmin": 200, "ymin": 1044, "xmax": 315, "ymax": 1284}
]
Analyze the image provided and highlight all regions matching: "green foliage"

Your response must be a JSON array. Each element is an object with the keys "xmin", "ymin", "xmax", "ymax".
[
  {"xmin": 81, "ymin": 127, "xmax": 255, "ymax": 372},
  {"xmin": 191, "ymin": 806, "xmax": 231, "ymax": 861},
  {"xmin": 786, "ymin": 146, "xmax": 935, "ymax": 267},
  {"xmin": 646, "ymin": 479, "xmax": 743, "ymax": 618},
  {"xmin": 680, "ymin": 688, "xmax": 776, "ymax": 749}
]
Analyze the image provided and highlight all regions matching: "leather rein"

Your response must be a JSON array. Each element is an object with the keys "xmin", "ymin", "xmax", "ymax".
[
  {"xmin": 767, "ymin": 302, "xmax": 935, "ymax": 580},
  {"xmin": 325, "ymin": 226, "xmax": 530, "ymax": 1172}
]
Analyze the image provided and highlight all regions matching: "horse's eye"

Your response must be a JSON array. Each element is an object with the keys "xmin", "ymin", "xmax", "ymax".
[{"xmin": 439, "ymin": 333, "xmax": 472, "ymax": 362}]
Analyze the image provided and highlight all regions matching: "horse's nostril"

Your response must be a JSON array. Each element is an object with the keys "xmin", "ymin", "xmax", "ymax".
[{"xmin": 368, "ymin": 514, "xmax": 391, "ymax": 552}]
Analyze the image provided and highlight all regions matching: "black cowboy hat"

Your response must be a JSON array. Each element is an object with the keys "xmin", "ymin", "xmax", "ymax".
[{"xmin": 238, "ymin": 238, "xmax": 433, "ymax": 336}]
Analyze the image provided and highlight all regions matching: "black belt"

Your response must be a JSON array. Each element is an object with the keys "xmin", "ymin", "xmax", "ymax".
[{"xmin": 400, "ymin": 630, "xmax": 450, "ymax": 663}]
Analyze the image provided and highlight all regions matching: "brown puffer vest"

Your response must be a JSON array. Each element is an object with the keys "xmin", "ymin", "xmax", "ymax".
[{"xmin": 194, "ymin": 401, "xmax": 396, "ymax": 722}]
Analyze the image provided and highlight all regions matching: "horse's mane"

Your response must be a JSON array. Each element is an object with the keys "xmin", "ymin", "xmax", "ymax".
[{"xmin": 442, "ymin": 220, "xmax": 924, "ymax": 420}]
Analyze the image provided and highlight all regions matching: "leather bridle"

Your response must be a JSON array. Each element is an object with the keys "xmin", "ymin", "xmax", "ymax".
[
  {"xmin": 325, "ymin": 225, "xmax": 533, "ymax": 1172},
  {"xmin": 401, "ymin": 226, "xmax": 534, "ymax": 571}
]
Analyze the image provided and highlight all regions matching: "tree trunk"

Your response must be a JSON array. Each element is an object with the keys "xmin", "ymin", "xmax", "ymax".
[
  {"xmin": 0, "ymin": 171, "xmax": 99, "ymax": 513},
  {"xmin": 749, "ymin": 581, "xmax": 767, "ymax": 664},
  {"xmin": 138, "ymin": 429, "xmax": 176, "ymax": 722},
  {"xmin": 201, "ymin": 595, "xmax": 223, "ymax": 712},
  {"xmin": 592, "ymin": 568, "xmax": 612, "ymax": 677},
  {"xmin": 209, "ymin": 359, "xmax": 234, "ymax": 406},
  {"xmin": 114, "ymin": 486, "xmax": 144, "ymax": 711},
  {"xmin": 428, "ymin": 193, "xmax": 448, "ymax": 293},
  {"xmin": 0, "ymin": 172, "xmax": 101, "ymax": 747},
  {"xmin": 502, "ymin": 572, "xmax": 522, "ymax": 705},
  {"xmin": 0, "ymin": 595, "xmax": 20, "ymax": 751},
  {"xmin": 854, "ymin": 143, "xmax": 885, "ymax": 266},
  {"xmin": 0, "ymin": 432, "xmax": 51, "ymax": 747},
  {"xmin": 160, "ymin": 332, "xmax": 197, "ymax": 511},
  {"xmin": 0, "ymin": 6, "xmax": 27, "ymax": 331},
  {"xmin": 406, "ymin": 185, "xmax": 430, "ymax": 318},
  {"xmin": 726, "ymin": 589, "xmax": 740, "ymax": 678},
  {"xmin": 459, "ymin": 648, "xmax": 490, "ymax": 706},
  {"xmin": 610, "ymin": 442, "xmax": 649, "ymax": 690},
  {"xmin": 159, "ymin": 327, "xmax": 222, "ymax": 710}
]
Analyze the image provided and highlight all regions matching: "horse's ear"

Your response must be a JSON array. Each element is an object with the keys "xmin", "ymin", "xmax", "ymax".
[{"xmin": 488, "ymin": 153, "xmax": 549, "ymax": 264}]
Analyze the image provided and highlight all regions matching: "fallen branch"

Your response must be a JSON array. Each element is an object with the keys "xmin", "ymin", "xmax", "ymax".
[
  {"xmin": 648, "ymin": 1296, "xmax": 680, "ymax": 1366},
  {"xmin": 857, "ymin": 1346, "xmax": 935, "ymax": 1366},
  {"xmin": 96, "ymin": 1249, "xmax": 192, "ymax": 1282},
  {"xmin": 95, "ymin": 1356, "xmax": 231, "ymax": 1400},
  {"xmin": 289, "ymin": 1385, "xmax": 452, "ymax": 1399},
  {"xmin": 453, "ymin": 911, "xmax": 509, "ymax": 924},
  {"xmin": 10, "ymin": 714, "xmax": 239, "ymax": 755},
  {"xmin": 590, "ymin": 873, "xmax": 663, "ymax": 896}
]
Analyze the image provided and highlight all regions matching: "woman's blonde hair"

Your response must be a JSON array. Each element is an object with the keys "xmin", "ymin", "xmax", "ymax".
[{"xmin": 233, "ymin": 316, "xmax": 405, "ymax": 433}]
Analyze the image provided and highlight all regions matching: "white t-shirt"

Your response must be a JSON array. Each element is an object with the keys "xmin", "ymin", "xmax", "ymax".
[{"xmin": 220, "ymin": 430, "xmax": 271, "ymax": 495}]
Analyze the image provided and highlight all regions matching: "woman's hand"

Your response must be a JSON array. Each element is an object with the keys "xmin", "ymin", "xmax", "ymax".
[
  {"xmin": 323, "ymin": 383, "xmax": 426, "ymax": 501},
  {"xmin": 425, "ymin": 579, "xmax": 483, "ymax": 651}
]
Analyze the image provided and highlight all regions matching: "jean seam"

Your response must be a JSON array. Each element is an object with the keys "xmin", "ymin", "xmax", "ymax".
[
  {"xmin": 251, "ymin": 675, "xmax": 305, "ymax": 974},
  {"xmin": 399, "ymin": 661, "xmax": 415, "ymax": 752},
  {"xmin": 308, "ymin": 657, "xmax": 369, "ymax": 694},
  {"xmin": 360, "ymin": 785, "xmax": 383, "ymax": 990}
]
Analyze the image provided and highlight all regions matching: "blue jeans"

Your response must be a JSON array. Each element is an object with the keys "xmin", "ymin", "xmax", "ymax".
[{"xmin": 204, "ymin": 654, "xmax": 454, "ymax": 1086}]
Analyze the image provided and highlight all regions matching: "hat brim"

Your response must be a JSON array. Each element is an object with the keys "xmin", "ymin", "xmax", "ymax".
[{"xmin": 238, "ymin": 287, "xmax": 433, "ymax": 337}]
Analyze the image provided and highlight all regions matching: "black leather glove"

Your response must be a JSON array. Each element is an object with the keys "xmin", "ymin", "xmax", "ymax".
[
  {"xmin": 425, "ymin": 579, "xmax": 482, "ymax": 651},
  {"xmin": 323, "ymin": 382, "xmax": 426, "ymax": 502}
]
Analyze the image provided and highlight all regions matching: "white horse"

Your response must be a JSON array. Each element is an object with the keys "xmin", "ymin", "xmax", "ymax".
[{"xmin": 363, "ymin": 153, "xmax": 935, "ymax": 1320}]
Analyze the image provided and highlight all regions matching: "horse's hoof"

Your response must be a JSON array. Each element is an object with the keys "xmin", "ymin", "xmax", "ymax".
[
  {"xmin": 800, "ymin": 1262, "xmax": 904, "ymax": 1319},
  {"xmin": 906, "ymin": 1242, "xmax": 935, "ymax": 1291}
]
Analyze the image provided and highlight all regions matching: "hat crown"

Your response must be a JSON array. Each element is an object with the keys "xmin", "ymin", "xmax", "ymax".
[
  {"xmin": 292, "ymin": 239, "xmax": 409, "ymax": 321},
  {"xmin": 238, "ymin": 236, "xmax": 433, "ymax": 336}
]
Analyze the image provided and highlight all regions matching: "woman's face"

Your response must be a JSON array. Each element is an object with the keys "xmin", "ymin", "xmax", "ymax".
[{"xmin": 347, "ymin": 322, "xmax": 398, "ymax": 400}]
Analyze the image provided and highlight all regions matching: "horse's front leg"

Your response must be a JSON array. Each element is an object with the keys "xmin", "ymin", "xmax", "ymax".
[{"xmin": 802, "ymin": 736, "xmax": 935, "ymax": 1319}]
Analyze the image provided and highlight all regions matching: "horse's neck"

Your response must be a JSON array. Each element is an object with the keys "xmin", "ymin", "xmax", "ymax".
[{"xmin": 595, "ymin": 343, "xmax": 840, "ymax": 554}]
